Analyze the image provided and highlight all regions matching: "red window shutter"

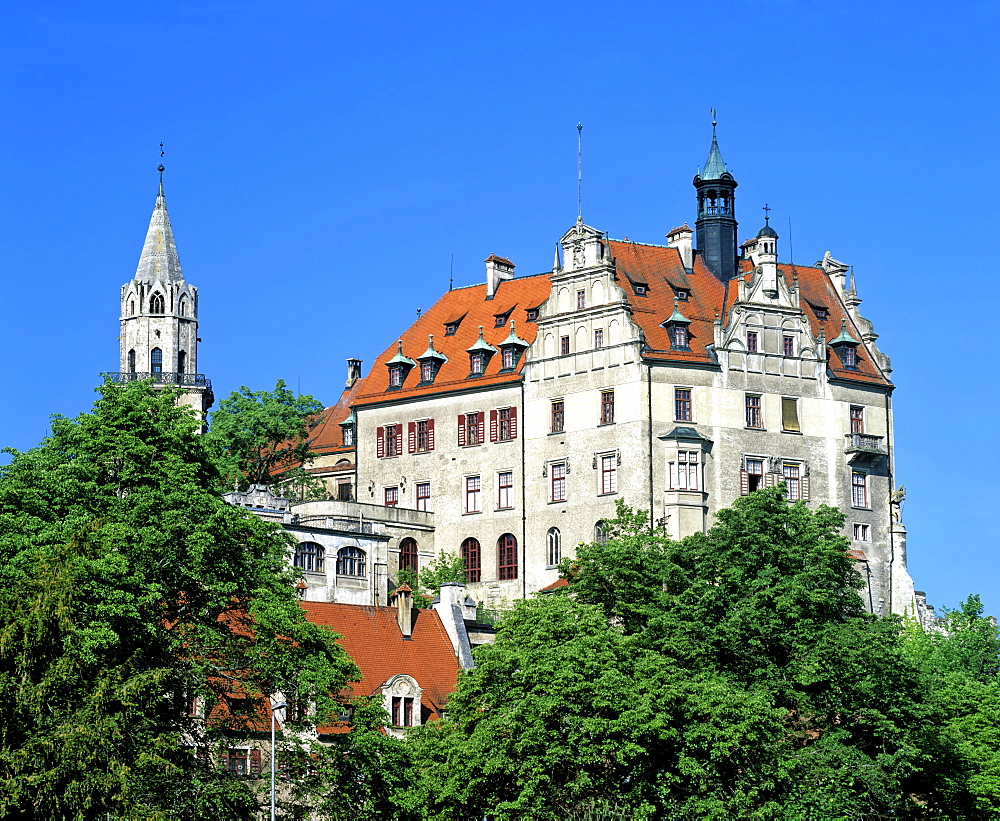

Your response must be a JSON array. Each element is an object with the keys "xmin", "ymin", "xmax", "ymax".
[
  {"xmin": 739, "ymin": 470, "xmax": 749, "ymax": 496},
  {"xmin": 427, "ymin": 418, "xmax": 435, "ymax": 450},
  {"xmin": 376, "ymin": 426, "xmax": 385, "ymax": 458},
  {"xmin": 801, "ymin": 475, "xmax": 810, "ymax": 501},
  {"xmin": 457, "ymin": 415, "xmax": 466, "ymax": 446},
  {"xmin": 509, "ymin": 407, "xmax": 517, "ymax": 439},
  {"xmin": 490, "ymin": 410, "xmax": 498, "ymax": 442},
  {"xmin": 250, "ymin": 748, "xmax": 262, "ymax": 775},
  {"xmin": 408, "ymin": 421, "xmax": 416, "ymax": 453}
]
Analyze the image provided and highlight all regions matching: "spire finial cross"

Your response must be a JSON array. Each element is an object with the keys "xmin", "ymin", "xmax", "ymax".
[
  {"xmin": 157, "ymin": 142, "xmax": 165, "ymax": 177},
  {"xmin": 577, "ymin": 122, "xmax": 583, "ymax": 221},
  {"xmin": 763, "ymin": 203, "xmax": 771, "ymax": 224}
]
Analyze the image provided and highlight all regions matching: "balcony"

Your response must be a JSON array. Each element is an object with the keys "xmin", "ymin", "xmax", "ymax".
[
  {"xmin": 844, "ymin": 432, "xmax": 886, "ymax": 461},
  {"xmin": 105, "ymin": 371, "xmax": 212, "ymax": 389}
]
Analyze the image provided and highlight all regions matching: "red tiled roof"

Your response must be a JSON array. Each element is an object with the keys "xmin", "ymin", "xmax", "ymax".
[
  {"xmin": 354, "ymin": 274, "xmax": 553, "ymax": 406},
  {"xmin": 537, "ymin": 577, "xmax": 569, "ymax": 593},
  {"xmin": 608, "ymin": 241, "xmax": 891, "ymax": 387},
  {"xmin": 847, "ymin": 548, "xmax": 869, "ymax": 562},
  {"xmin": 309, "ymin": 376, "xmax": 369, "ymax": 455},
  {"xmin": 300, "ymin": 601, "xmax": 461, "ymax": 728}
]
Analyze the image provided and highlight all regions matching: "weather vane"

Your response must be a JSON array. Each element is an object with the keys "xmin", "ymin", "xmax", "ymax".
[
  {"xmin": 158, "ymin": 142, "xmax": 165, "ymax": 174},
  {"xmin": 711, "ymin": 108, "xmax": 717, "ymax": 134},
  {"xmin": 763, "ymin": 203, "xmax": 771, "ymax": 224}
]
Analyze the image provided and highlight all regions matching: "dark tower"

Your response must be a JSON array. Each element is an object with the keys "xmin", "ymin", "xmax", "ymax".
[{"xmin": 693, "ymin": 116, "xmax": 739, "ymax": 280}]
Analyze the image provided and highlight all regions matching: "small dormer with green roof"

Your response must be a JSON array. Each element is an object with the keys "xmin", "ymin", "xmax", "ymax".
[
  {"xmin": 386, "ymin": 340, "xmax": 416, "ymax": 389},
  {"xmin": 498, "ymin": 321, "xmax": 529, "ymax": 371},
  {"xmin": 466, "ymin": 327, "xmax": 497, "ymax": 377},
  {"xmin": 663, "ymin": 298, "xmax": 692, "ymax": 350},
  {"xmin": 417, "ymin": 335, "xmax": 448, "ymax": 384},
  {"xmin": 829, "ymin": 319, "xmax": 861, "ymax": 370}
]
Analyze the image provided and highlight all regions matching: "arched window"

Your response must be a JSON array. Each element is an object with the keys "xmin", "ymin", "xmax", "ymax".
[
  {"xmin": 461, "ymin": 538, "xmax": 481, "ymax": 583},
  {"xmin": 497, "ymin": 534, "xmax": 518, "ymax": 580},
  {"xmin": 399, "ymin": 538, "xmax": 418, "ymax": 573},
  {"xmin": 179, "ymin": 294, "xmax": 188, "ymax": 316},
  {"xmin": 294, "ymin": 541, "xmax": 325, "ymax": 573},
  {"xmin": 595, "ymin": 520, "xmax": 609, "ymax": 545},
  {"xmin": 129, "ymin": 299, "xmax": 135, "ymax": 315},
  {"xmin": 127, "ymin": 349, "xmax": 136, "ymax": 373},
  {"xmin": 547, "ymin": 527, "xmax": 561, "ymax": 567},
  {"xmin": 149, "ymin": 292, "xmax": 164, "ymax": 314},
  {"xmin": 336, "ymin": 546, "xmax": 366, "ymax": 577},
  {"xmin": 150, "ymin": 348, "xmax": 163, "ymax": 373},
  {"xmin": 177, "ymin": 350, "xmax": 187, "ymax": 374}
]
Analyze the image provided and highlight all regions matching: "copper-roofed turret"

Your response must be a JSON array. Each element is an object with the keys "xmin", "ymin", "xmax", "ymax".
[{"xmin": 694, "ymin": 110, "xmax": 739, "ymax": 282}]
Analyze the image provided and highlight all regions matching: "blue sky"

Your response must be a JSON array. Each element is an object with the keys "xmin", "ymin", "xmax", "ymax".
[{"xmin": 2, "ymin": 0, "xmax": 998, "ymax": 615}]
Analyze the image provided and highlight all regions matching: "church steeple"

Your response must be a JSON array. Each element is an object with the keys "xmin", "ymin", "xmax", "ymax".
[
  {"xmin": 693, "ymin": 112, "xmax": 739, "ymax": 281},
  {"xmin": 115, "ymin": 165, "xmax": 213, "ymax": 424}
]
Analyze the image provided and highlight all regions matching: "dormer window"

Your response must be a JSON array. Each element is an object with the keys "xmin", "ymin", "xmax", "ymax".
[
  {"xmin": 445, "ymin": 323, "xmax": 458, "ymax": 336},
  {"xmin": 843, "ymin": 347, "xmax": 857, "ymax": 369},
  {"xmin": 526, "ymin": 309, "xmax": 539, "ymax": 322},
  {"xmin": 342, "ymin": 425, "xmax": 355, "ymax": 447},
  {"xmin": 470, "ymin": 352, "xmax": 485, "ymax": 375},
  {"xmin": 466, "ymin": 326, "xmax": 497, "ymax": 378},
  {"xmin": 502, "ymin": 348, "xmax": 515, "ymax": 369},
  {"xmin": 663, "ymin": 298, "xmax": 691, "ymax": 351},
  {"xmin": 416, "ymin": 334, "xmax": 447, "ymax": 384},
  {"xmin": 421, "ymin": 361, "xmax": 434, "ymax": 382},
  {"xmin": 493, "ymin": 308, "xmax": 513, "ymax": 328},
  {"xmin": 385, "ymin": 340, "xmax": 416, "ymax": 389},
  {"xmin": 497, "ymin": 322, "xmax": 528, "ymax": 373},
  {"xmin": 634, "ymin": 283, "xmax": 647, "ymax": 296},
  {"xmin": 672, "ymin": 287, "xmax": 689, "ymax": 301},
  {"xmin": 672, "ymin": 326, "xmax": 688, "ymax": 348},
  {"xmin": 810, "ymin": 304, "xmax": 829, "ymax": 321},
  {"xmin": 829, "ymin": 320, "xmax": 861, "ymax": 371}
]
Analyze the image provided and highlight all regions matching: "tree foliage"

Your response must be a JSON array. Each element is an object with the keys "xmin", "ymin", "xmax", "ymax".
[
  {"xmin": 0, "ymin": 381, "xmax": 356, "ymax": 819},
  {"xmin": 202, "ymin": 379, "xmax": 325, "ymax": 492},
  {"xmin": 403, "ymin": 490, "xmax": 995, "ymax": 819}
]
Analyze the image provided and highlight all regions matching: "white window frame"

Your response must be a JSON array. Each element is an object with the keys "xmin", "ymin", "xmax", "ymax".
[
  {"xmin": 853, "ymin": 522, "xmax": 871, "ymax": 542},
  {"xmin": 415, "ymin": 482, "xmax": 431, "ymax": 512},
  {"xmin": 465, "ymin": 475, "xmax": 482, "ymax": 514},
  {"xmin": 497, "ymin": 471, "xmax": 514, "ymax": 510},
  {"xmin": 546, "ymin": 527, "xmax": 561, "ymax": 567},
  {"xmin": 851, "ymin": 470, "xmax": 869, "ymax": 509},
  {"xmin": 550, "ymin": 462, "xmax": 567, "ymax": 503},
  {"xmin": 595, "ymin": 450, "xmax": 619, "ymax": 496},
  {"xmin": 669, "ymin": 449, "xmax": 701, "ymax": 491}
]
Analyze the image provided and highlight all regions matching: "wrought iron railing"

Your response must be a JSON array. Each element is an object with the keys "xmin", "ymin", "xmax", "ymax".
[
  {"xmin": 844, "ymin": 432, "xmax": 886, "ymax": 454},
  {"xmin": 104, "ymin": 372, "xmax": 212, "ymax": 389}
]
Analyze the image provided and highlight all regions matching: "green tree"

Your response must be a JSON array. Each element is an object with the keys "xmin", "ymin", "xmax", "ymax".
[
  {"xmin": 0, "ymin": 381, "xmax": 357, "ymax": 819},
  {"xmin": 410, "ymin": 491, "xmax": 971, "ymax": 819},
  {"xmin": 202, "ymin": 379, "xmax": 325, "ymax": 493}
]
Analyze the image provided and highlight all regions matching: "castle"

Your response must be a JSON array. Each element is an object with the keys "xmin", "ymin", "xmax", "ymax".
[{"xmin": 114, "ymin": 127, "xmax": 923, "ymax": 620}]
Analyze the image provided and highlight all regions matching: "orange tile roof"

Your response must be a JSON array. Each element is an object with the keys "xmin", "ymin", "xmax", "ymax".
[
  {"xmin": 354, "ymin": 274, "xmax": 553, "ymax": 406},
  {"xmin": 309, "ymin": 376, "xmax": 368, "ymax": 455},
  {"xmin": 608, "ymin": 241, "xmax": 891, "ymax": 387},
  {"xmin": 300, "ymin": 601, "xmax": 461, "ymax": 728}
]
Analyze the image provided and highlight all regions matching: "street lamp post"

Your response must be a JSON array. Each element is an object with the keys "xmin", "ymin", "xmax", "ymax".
[{"xmin": 269, "ymin": 699, "xmax": 286, "ymax": 821}]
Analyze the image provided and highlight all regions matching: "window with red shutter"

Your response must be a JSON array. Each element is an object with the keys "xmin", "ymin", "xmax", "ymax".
[
  {"xmin": 457, "ymin": 414, "xmax": 466, "ymax": 446},
  {"xmin": 489, "ymin": 409, "xmax": 498, "ymax": 442},
  {"xmin": 427, "ymin": 418, "xmax": 435, "ymax": 450},
  {"xmin": 250, "ymin": 749, "xmax": 262, "ymax": 776},
  {"xmin": 408, "ymin": 421, "xmax": 416, "ymax": 453},
  {"xmin": 509, "ymin": 407, "xmax": 517, "ymax": 438},
  {"xmin": 376, "ymin": 426, "xmax": 385, "ymax": 458}
]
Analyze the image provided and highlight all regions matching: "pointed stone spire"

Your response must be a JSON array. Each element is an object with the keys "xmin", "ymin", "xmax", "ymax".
[
  {"xmin": 553, "ymin": 243, "xmax": 562, "ymax": 273},
  {"xmin": 134, "ymin": 164, "xmax": 184, "ymax": 284}
]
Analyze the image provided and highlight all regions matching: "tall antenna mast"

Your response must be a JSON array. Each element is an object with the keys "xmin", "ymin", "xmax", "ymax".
[{"xmin": 577, "ymin": 122, "xmax": 583, "ymax": 220}]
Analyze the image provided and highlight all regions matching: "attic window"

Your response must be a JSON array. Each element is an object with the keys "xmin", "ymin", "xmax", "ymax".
[
  {"xmin": 494, "ymin": 311, "xmax": 512, "ymax": 328},
  {"xmin": 445, "ymin": 323, "xmax": 458, "ymax": 336},
  {"xmin": 843, "ymin": 346, "xmax": 858, "ymax": 369},
  {"xmin": 470, "ymin": 352, "xmax": 486, "ymax": 375},
  {"xmin": 811, "ymin": 305, "xmax": 829, "ymax": 321},
  {"xmin": 526, "ymin": 309, "xmax": 539, "ymax": 322},
  {"xmin": 634, "ymin": 283, "xmax": 648, "ymax": 296},
  {"xmin": 673, "ymin": 288, "xmax": 689, "ymax": 301}
]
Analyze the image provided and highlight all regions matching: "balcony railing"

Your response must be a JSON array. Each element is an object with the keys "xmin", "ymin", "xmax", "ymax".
[
  {"xmin": 844, "ymin": 432, "xmax": 886, "ymax": 456},
  {"xmin": 104, "ymin": 372, "xmax": 212, "ymax": 389}
]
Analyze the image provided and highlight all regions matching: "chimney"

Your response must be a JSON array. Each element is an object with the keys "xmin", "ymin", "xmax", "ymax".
[
  {"xmin": 484, "ymin": 255, "xmax": 515, "ymax": 299},
  {"xmin": 392, "ymin": 584, "xmax": 414, "ymax": 638},
  {"xmin": 346, "ymin": 358, "xmax": 362, "ymax": 388},
  {"xmin": 665, "ymin": 224, "xmax": 694, "ymax": 269}
]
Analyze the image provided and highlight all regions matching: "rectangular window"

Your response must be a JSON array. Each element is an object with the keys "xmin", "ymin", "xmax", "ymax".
[
  {"xmin": 599, "ymin": 454, "xmax": 618, "ymax": 495},
  {"xmin": 465, "ymin": 475, "xmax": 482, "ymax": 513},
  {"xmin": 783, "ymin": 463, "xmax": 801, "ymax": 500},
  {"xmin": 601, "ymin": 390, "xmax": 615, "ymax": 425},
  {"xmin": 747, "ymin": 331, "xmax": 758, "ymax": 353},
  {"xmin": 745, "ymin": 395, "xmax": 762, "ymax": 429},
  {"xmin": 445, "ymin": 323, "xmax": 458, "ymax": 336},
  {"xmin": 227, "ymin": 749, "xmax": 249, "ymax": 776},
  {"xmin": 551, "ymin": 401, "xmax": 564, "ymax": 433},
  {"xmin": 577, "ymin": 290, "xmax": 586, "ymax": 309},
  {"xmin": 560, "ymin": 335, "xmax": 570, "ymax": 355},
  {"xmin": 415, "ymin": 419, "xmax": 431, "ymax": 452},
  {"xmin": 526, "ymin": 308, "xmax": 539, "ymax": 321},
  {"xmin": 850, "ymin": 406, "xmax": 865, "ymax": 434},
  {"xmin": 470, "ymin": 352, "xmax": 485, "ymax": 375},
  {"xmin": 674, "ymin": 388, "xmax": 692, "ymax": 421},
  {"xmin": 594, "ymin": 328, "xmax": 604, "ymax": 349},
  {"xmin": 415, "ymin": 482, "xmax": 430, "ymax": 512},
  {"xmin": 385, "ymin": 424, "xmax": 400, "ymax": 457},
  {"xmin": 466, "ymin": 413, "xmax": 482, "ymax": 446},
  {"xmin": 783, "ymin": 335, "xmax": 794, "ymax": 356},
  {"xmin": 392, "ymin": 696, "xmax": 415, "ymax": 727},
  {"xmin": 342, "ymin": 425, "xmax": 355, "ymax": 447},
  {"xmin": 551, "ymin": 463, "xmax": 567, "ymax": 502},
  {"xmin": 853, "ymin": 523, "xmax": 870, "ymax": 542},
  {"xmin": 497, "ymin": 471, "xmax": 514, "ymax": 509},
  {"xmin": 843, "ymin": 347, "xmax": 857, "ymax": 369},
  {"xmin": 498, "ymin": 407, "xmax": 513, "ymax": 441},
  {"xmin": 337, "ymin": 480, "xmax": 353, "ymax": 501},
  {"xmin": 781, "ymin": 397, "xmax": 800, "ymax": 432},
  {"xmin": 502, "ymin": 348, "xmax": 515, "ymax": 369},
  {"xmin": 384, "ymin": 486, "xmax": 398, "ymax": 508},
  {"xmin": 744, "ymin": 458, "xmax": 764, "ymax": 494},
  {"xmin": 670, "ymin": 450, "xmax": 700, "ymax": 491},
  {"xmin": 389, "ymin": 366, "xmax": 403, "ymax": 387},
  {"xmin": 672, "ymin": 326, "xmax": 688, "ymax": 348},
  {"xmin": 420, "ymin": 362, "xmax": 433, "ymax": 382},
  {"xmin": 851, "ymin": 471, "xmax": 868, "ymax": 508}
]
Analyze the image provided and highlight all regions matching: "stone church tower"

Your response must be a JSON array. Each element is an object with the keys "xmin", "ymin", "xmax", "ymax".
[{"xmin": 115, "ymin": 166, "xmax": 213, "ymax": 420}]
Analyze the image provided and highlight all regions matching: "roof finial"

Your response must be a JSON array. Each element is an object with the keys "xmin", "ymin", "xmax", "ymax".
[
  {"xmin": 157, "ymin": 142, "xmax": 165, "ymax": 196},
  {"xmin": 711, "ymin": 108, "xmax": 717, "ymax": 136},
  {"xmin": 449, "ymin": 253, "xmax": 454, "ymax": 291},
  {"xmin": 763, "ymin": 203, "xmax": 771, "ymax": 225},
  {"xmin": 577, "ymin": 122, "xmax": 583, "ymax": 221}
]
